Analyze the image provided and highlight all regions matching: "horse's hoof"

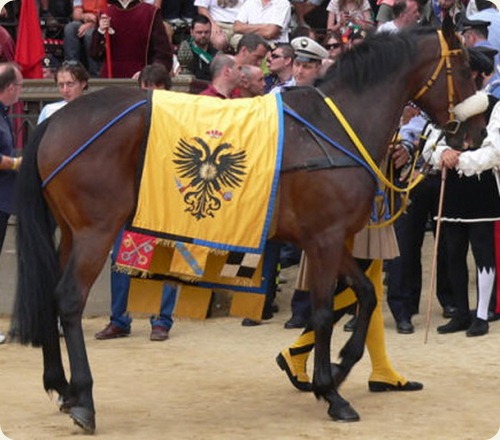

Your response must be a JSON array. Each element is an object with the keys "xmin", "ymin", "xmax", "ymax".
[
  {"xmin": 330, "ymin": 363, "xmax": 346, "ymax": 388},
  {"xmin": 325, "ymin": 391, "xmax": 360, "ymax": 423},
  {"xmin": 327, "ymin": 400, "xmax": 360, "ymax": 423},
  {"xmin": 70, "ymin": 407, "xmax": 96, "ymax": 434},
  {"xmin": 58, "ymin": 395, "xmax": 77, "ymax": 414}
]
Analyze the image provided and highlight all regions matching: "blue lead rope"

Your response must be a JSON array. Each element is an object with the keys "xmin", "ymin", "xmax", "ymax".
[
  {"xmin": 41, "ymin": 99, "xmax": 148, "ymax": 188},
  {"xmin": 282, "ymin": 105, "xmax": 389, "ymax": 222}
]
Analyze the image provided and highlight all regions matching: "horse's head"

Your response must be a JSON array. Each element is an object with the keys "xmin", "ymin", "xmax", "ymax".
[{"xmin": 412, "ymin": 15, "xmax": 487, "ymax": 149}]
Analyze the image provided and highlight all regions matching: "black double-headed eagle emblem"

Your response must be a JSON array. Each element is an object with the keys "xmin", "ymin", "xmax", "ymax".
[{"xmin": 173, "ymin": 137, "xmax": 247, "ymax": 219}]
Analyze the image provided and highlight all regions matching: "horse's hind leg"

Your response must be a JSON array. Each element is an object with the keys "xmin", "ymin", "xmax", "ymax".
[
  {"xmin": 55, "ymin": 234, "xmax": 117, "ymax": 434},
  {"xmin": 331, "ymin": 253, "xmax": 377, "ymax": 388},
  {"xmin": 42, "ymin": 322, "xmax": 72, "ymax": 411}
]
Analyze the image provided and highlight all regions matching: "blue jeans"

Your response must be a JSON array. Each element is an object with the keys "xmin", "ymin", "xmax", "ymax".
[
  {"xmin": 64, "ymin": 21, "xmax": 102, "ymax": 77},
  {"xmin": 110, "ymin": 230, "xmax": 177, "ymax": 331}
]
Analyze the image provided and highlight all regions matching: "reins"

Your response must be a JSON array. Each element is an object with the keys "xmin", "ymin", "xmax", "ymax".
[{"xmin": 41, "ymin": 99, "xmax": 148, "ymax": 188}]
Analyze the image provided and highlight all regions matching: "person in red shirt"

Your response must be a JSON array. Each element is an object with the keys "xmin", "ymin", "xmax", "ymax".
[
  {"xmin": 91, "ymin": 0, "xmax": 173, "ymax": 78},
  {"xmin": 199, "ymin": 53, "xmax": 241, "ymax": 98}
]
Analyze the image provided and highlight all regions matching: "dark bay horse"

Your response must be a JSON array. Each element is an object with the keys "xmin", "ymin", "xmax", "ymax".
[{"xmin": 14, "ymin": 21, "xmax": 486, "ymax": 433}]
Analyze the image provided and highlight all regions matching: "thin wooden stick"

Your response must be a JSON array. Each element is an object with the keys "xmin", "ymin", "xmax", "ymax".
[{"xmin": 424, "ymin": 167, "xmax": 447, "ymax": 344}]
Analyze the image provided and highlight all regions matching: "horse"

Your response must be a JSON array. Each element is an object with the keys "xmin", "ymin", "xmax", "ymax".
[{"xmin": 14, "ymin": 20, "xmax": 486, "ymax": 434}]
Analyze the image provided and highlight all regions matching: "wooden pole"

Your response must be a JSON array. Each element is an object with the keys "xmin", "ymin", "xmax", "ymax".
[{"xmin": 424, "ymin": 166, "xmax": 447, "ymax": 344}]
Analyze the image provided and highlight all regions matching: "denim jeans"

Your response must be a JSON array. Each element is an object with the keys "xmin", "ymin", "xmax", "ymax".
[
  {"xmin": 63, "ymin": 21, "xmax": 102, "ymax": 77},
  {"xmin": 110, "ymin": 229, "xmax": 177, "ymax": 331}
]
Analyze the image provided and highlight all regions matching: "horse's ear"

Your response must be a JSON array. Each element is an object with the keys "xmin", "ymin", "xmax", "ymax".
[{"xmin": 441, "ymin": 12, "xmax": 458, "ymax": 46}]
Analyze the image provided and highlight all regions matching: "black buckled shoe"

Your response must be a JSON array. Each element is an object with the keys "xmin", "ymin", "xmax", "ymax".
[
  {"xmin": 396, "ymin": 319, "xmax": 414, "ymax": 334},
  {"xmin": 368, "ymin": 380, "xmax": 423, "ymax": 392},
  {"xmin": 284, "ymin": 315, "xmax": 307, "ymax": 329},
  {"xmin": 466, "ymin": 317, "xmax": 489, "ymax": 337},
  {"xmin": 276, "ymin": 351, "xmax": 312, "ymax": 392},
  {"xmin": 437, "ymin": 317, "xmax": 471, "ymax": 334}
]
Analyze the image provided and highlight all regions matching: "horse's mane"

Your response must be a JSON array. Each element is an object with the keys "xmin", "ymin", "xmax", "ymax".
[{"xmin": 319, "ymin": 26, "xmax": 438, "ymax": 93}]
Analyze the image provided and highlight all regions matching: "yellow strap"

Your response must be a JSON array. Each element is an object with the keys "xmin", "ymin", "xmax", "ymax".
[{"xmin": 323, "ymin": 96, "xmax": 424, "ymax": 194}]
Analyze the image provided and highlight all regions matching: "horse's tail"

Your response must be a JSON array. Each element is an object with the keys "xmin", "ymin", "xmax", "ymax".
[{"xmin": 13, "ymin": 120, "xmax": 59, "ymax": 347}]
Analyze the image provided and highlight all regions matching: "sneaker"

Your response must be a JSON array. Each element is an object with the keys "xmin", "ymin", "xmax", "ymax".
[{"xmin": 0, "ymin": 331, "xmax": 5, "ymax": 344}]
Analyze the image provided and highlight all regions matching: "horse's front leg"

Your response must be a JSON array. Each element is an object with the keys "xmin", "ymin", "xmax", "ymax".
[
  {"xmin": 306, "ymin": 242, "xmax": 360, "ymax": 422},
  {"xmin": 332, "ymin": 253, "xmax": 377, "ymax": 387}
]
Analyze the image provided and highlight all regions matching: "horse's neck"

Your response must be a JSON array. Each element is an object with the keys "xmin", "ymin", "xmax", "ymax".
[{"xmin": 319, "ymin": 82, "xmax": 410, "ymax": 164}]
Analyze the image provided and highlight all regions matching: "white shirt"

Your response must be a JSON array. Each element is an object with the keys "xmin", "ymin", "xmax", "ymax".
[
  {"xmin": 235, "ymin": 0, "xmax": 291, "ymax": 43},
  {"xmin": 37, "ymin": 100, "xmax": 68, "ymax": 124},
  {"xmin": 194, "ymin": 0, "xmax": 246, "ymax": 23},
  {"xmin": 376, "ymin": 20, "xmax": 399, "ymax": 33},
  {"xmin": 423, "ymin": 101, "xmax": 500, "ymax": 177}
]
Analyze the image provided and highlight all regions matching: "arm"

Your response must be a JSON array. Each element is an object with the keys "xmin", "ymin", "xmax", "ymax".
[
  {"xmin": 327, "ymin": 11, "xmax": 340, "ymax": 31},
  {"xmin": 197, "ymin": 6, "xmax": 227, "ymax": 48},
  {"xmin": 0, "ymin": 154, "xmax": 21, "ymax": 171},
  {"xmin": 457, "ymin": 103, "xmax": 500, "ymax": 176},
  {"xmin": 233, "ymin": 21, "xmax": 281, "ymax": 40}
]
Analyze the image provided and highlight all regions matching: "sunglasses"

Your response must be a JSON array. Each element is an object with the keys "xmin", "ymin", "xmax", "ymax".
[{"xmin": 326, "ymin": 43, "xmax": 341, "ymax": 50}]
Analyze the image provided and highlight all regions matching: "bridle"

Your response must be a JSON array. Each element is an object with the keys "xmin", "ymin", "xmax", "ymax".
[{"xmin": 412, "ymin": 30, "xmax": 465, "ymax": 135}]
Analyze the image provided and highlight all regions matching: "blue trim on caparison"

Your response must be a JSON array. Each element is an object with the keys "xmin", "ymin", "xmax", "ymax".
[
  {"xmin": 283, "ymin": 105, "xmax": 377, "ymax": 181},
  {"xmin": 41, "ymin": 99, "xmax": 148, "ymax": 188}
]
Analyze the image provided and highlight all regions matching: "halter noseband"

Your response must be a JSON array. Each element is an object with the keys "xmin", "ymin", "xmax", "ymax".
[{"xmin": 413, "ymin": 30, "xmax": 464, "ymax": 135}]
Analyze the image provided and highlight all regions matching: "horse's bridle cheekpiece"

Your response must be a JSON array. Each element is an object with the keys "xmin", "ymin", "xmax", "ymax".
[{"xmin": 412, "ymin": 30, "xmax": 486, "ymax": 135}]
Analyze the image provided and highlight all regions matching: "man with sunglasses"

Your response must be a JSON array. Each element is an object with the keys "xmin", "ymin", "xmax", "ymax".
[{"xmin": 265, "ymin": 43, "xmax": 294, "ymax": 93}]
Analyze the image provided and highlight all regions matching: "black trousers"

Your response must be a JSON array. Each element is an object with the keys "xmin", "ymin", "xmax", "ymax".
[
  {"xmin": 443, "ymin": 221, "xmax": 495, "ymax": 320},
  {"xmin": 386, "ymin": 174, "xmax": 454, "ymax": 323}
]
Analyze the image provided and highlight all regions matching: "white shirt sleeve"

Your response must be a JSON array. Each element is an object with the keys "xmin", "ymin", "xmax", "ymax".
[
  {"xmin": 193, "ymin": 0, "xmax": 210, "ymax": 8},
  {"xmin": 235, "ymin": 2, "xmax": 249, "ymax": 22},
  {"xmin": 421, "ymin": 124, "xmax": 449, "ymax": 169},
  {"xmin": 458, "ymin": 101, "xmax": 500, "ymax": 176}
]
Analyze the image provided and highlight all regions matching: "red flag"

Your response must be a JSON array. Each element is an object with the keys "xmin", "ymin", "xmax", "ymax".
[{"xmin": 14, "ymin": 0, "xmax": 45, "ymax": 78}]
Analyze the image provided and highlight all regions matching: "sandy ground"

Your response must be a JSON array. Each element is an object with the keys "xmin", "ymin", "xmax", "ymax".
[{"xmin": 1, "ymin": 242, "xmax": 500, "ymax": 440}]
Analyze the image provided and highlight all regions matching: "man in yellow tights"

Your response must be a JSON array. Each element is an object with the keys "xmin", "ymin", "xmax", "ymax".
[{"xmin": 276, "ymin": 258, "xmax": 423, "ymax": 392}]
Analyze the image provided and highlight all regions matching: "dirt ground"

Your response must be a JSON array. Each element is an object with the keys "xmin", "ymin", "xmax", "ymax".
[{"xmin": 1, "ymin": 241, "xmax": 500, "ymax": 440}]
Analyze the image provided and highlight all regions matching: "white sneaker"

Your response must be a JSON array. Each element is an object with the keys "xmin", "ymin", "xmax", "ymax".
[{"xmin": 0, "ymin": 331, "xmax": 5, "ymax": 344}]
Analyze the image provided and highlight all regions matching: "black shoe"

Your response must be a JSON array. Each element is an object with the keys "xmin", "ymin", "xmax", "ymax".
[
  {"xmin": 271, "ymin": 303, "xmax": 279, "ymax": 314},
  {"xmin": 241, "ymin": 318, "xmax": 261, "ymax": 326},
  {"xmin": 343, "ymin": 315, "xmax": 357, "ymax": 332},
  {"xmin": 396, "ymin": 320, "xmax": 414, "ymax": 334},
  {"xmin": 466, "ymin": 317, "xmax": 488, "ymax": 337},
  {"xmin": 368, "ymin": 380, "xmax": 423, "ymax": 392},
  {"xmin": 284, "ymin": 315, "xmax": 307, "ymax": 329},
  {"xmin": 488, "ymin": 310, "xmax": 500, "ymax": 322},
  {"xmin": 437, "ymin": 316, "xmax": 470, "ymax": 334},
  {"xmin": 442, "ymin": 306, "xmax": 457, "ymax": 319}
]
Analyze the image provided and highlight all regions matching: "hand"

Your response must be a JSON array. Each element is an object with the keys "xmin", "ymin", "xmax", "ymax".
[
  {"xmin": 390, "ymin": 143, "xmax": 410, "ymax": 169},
  {"xmin": 440, "ymin": 148, "xmax": 460, "ymax": 169},
  {"xmin": 99, "ymin": 14, "xmax": 110, "ymax": 32},
  {"xmin": 78, "ymin": 22, "xmax": 94, "ymax": 37}
]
